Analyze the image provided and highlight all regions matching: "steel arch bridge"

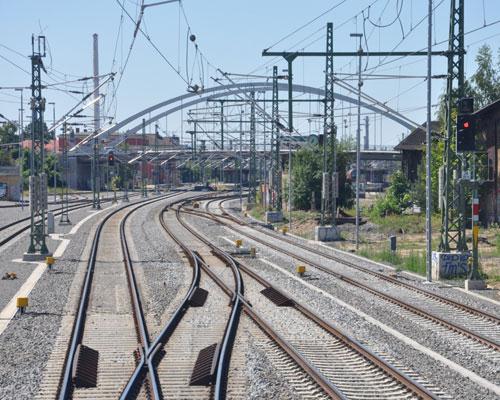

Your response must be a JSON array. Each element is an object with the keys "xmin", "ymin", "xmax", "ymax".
[{"xmin": 71, "ymin": 81, "xmax": 417, "ymax": 153}]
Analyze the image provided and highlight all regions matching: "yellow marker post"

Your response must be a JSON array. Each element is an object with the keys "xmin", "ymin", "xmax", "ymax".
[
  {"xmin": 46, "ymin": 256, "xmax": 55, "ymax": 271},
  {"xmin": 296, "ymin": 265, "xmax": 306, "ymax": 277},
  {"xmin": 235, "ymin": 239, "xmax": 242, "ymax": 248},
  {"xmin": 281, "ymin": 226, "xmax": 288, "ymax": 235},
  {"xmin": 16, "ymin": 297, "xmax": 28, "ymax": 315},
  {"xmin": 472, "ymin": 225, "xmax": 479, "ymax": 248}
]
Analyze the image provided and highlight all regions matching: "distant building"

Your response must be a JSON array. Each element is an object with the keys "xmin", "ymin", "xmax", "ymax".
[
  {"xmin": 394, "ymin": 121, "xmax": 440, "ymax": 182},
  {"xmin": 0, "ymin": 166, "xmax": 21, "ymax": 201}
]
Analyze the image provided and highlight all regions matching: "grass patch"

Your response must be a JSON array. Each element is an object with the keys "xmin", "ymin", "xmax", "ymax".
[
  {"xmin": 249, "ymin": 204, "xmax": 265, "ymax": 221},
  {"xmin": 358, "ymin": 247, "xmax": 402, "ymax": 266},
  {"xmin": 402, "ymin": 252, "xmax": 427, "ymax": 275},
  {"xmin": 495, "ymin": 232, "xmax": 500, "ymax": 257},
  {"xmin": 486, "ymin": 274, "xmax": 500, "ymax": 283},
  {"xmin": 358, "ymin": 247, "xmax": 427, "ymax": 276},
  {"xmin": 367, "ymin": 213, "xmax": 441, "ymax": 235}
]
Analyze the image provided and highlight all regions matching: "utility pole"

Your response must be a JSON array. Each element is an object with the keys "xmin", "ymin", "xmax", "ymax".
[
  {"xmin": 191, "ymin": 121, "xmax": 197, "ymax": 182},
  {"xmin": 351, "ymin": 32, "xmax": 363, "ymax": 251},
  {"xmin": 288, "ymin": 141, "xmax": 292, "ymax": 231},
  {"xmin": 425, "ymin": 0, "xmax": 433, "ymax": 282},
  {"xmin": 154, "ymin": 123, "xmax": 160, "ymax": 194},
  {"xmin": 286, "ymin": 56, "xmax": 295, "ymax": 231},
  {"xmin": 49, "ymin": 102, "xmax": 57, "ymax": 203},
  {"xmin": 220, "ymin": 100, "xmax": 224, "ymax": 183},
  {"xmin": 122, "ymin": 138, "xmax": 130, "ymax": 202},
  {"xmin": 262, "ymin": 91, "xmax": 268, "ymax": 209},
  {"xmin": 248, "ymin": 91, "xmax": 257, "ymax": 204},
  {"xmin": 15, "ymin": 88, "xmax": 24, "ymax": 208},
  {"xmin": 59, "ymin": 122, "xmax": 71, "ymax": 224},
  {"xmin": 364, "ymin": 116, "xmax": 369, "ymax": 150},
  {"xmin": 92, "ymin": 33, "xmax": 101, "ymax": 209},
  {"xmin": 271, "ymin": 66, "xmax": 282, "ymax": 211},
  {"xmin": 24, "ymin": 35, "xmax": 50, "ymax": 261},
  {"xmin": 200, "ymin": 139, "xmax": 206, "ymax": 186},
  {"xmin": 470, "ymin": 156, "xmax": 481, "ymax": 281},
  {"xmin": 220, "ymin": 100, "xmax": 224, "ymax": 150},
  {"xmin": 142, "ymin": 118, "xmax": 148, "ymax": 197},
  {"xmin": 239, "ymin": 110, "xmax": 243, "ymax": 210}
]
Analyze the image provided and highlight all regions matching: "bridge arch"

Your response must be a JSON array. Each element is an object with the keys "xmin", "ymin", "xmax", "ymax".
[{"xmin": 74, "ymin": 81, "xmax": 416, "ymax": 151}]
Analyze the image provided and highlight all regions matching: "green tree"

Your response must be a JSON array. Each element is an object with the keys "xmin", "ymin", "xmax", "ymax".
[
  {"xmin": 335, "ymin": 138, "xmax": 355, "ymax": 208},
  {"xmin": 288, "ymin": 139, "xmax": 354, "ymax": 211},
  {"xmin": 21, "ymin": 148, "xmax": 60, "ymax": 188},
  {"xmin": 24, "ymin": 121, "xmax": 51, "ymax": 142},
  {"xmin": 0, "ymin": 149, "xmax": 13, "ymax": 165},
  {"xmin": 422, "ymin": 44, "xmax": 500, "ymax": 211},
  {"xmin": 0, "ymin": 122, "xmax": 19, "ymax": 165},
  {"xmin": 470, "ymin": 45, "xmax": 500, "ymax": 108},
  {"xmin": 0, "ymin": 122, "xmax": 18, "ymax": 145},
  {"xmin": 371, "ymin": 170, "xmax": 412, "ymax": 217},
  {"xmin": 290, "ymin": 145, "xmax": 322, "ymax": 210},
  {"xmin": 44, "ymin": 153, "xmax": 60, "ymax": 187}
]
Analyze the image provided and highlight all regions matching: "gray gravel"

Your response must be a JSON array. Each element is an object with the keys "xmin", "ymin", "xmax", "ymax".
[
  {"xmin": 242, "ymin": 255, "xmax": 491, "ymax": 399},
  {"xmin": 246, "ymin": 332, "xmax": 303, "ymax": 400},
  {"xmin": 126, "ymin": 192, "xmax": 195, "ymax": 337},
  {"xmin": 0, "ymin": 197, "xmax": 143, "ymax": 399},
  {"xmin": 224, "ymin": 197, "xmax": 500, "ymax": 317},
  {"xmin": 185, "ymin": 208, "xmax": 500, "ymax": 400}
]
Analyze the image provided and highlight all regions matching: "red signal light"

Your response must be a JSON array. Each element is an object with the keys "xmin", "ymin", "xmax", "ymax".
[{"xmin": 463, "ymin": 121, "xmax": 470, "ymax": 129}]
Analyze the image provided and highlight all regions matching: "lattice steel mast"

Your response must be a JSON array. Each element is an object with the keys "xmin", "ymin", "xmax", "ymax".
[
  {"xmin": 271, "ymin": 66, "xmax": 282, "ymax": 211},
  {"xmin": 321, "ymin": 22, "xmax": 335, "ymax": 225},
  {"xmin": 248, "ymin": 91, "xmax": 257, "ymax": 203},
  {"xmin": 440, "ymin": 0, "xmax": 466, "ymax": 252},
  {"xmin": 25, "ymin": 35, "xmax": 50, "ymax": 260}
]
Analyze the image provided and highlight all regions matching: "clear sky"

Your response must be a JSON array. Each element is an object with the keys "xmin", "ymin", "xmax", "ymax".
[{"xmin": 1, "ymin": 0, "xmax": 500, "ymax": 147}]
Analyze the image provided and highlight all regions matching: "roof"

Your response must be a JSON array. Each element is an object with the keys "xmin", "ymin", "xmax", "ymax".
[
  {"xmin": 473, "ymin": 98, "xmax": 500, "ymax": 116},
  {"xmin": 394, "ymin": 121, "xmax": 440, "ymax": 151}
]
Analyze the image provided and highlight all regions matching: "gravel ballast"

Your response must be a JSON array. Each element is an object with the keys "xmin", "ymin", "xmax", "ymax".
[
  {"xmin": 184, "ymin": 207, "xmax": 500, "ymax": 400},
  {"xmin": 0, "ymin": 197, "xmax": 144, "ymax": 399}
]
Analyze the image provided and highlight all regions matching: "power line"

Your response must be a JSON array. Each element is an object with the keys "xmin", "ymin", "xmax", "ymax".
[{"xmin": 264, "ymin": 0, "xmax": 348, "ymax": 51}]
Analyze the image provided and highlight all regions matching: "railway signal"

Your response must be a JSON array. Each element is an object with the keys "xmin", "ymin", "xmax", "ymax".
[
  {"xmin": 107, "ymin": 151, "xmax": 115, "ymax": 166},
  {"xmin": 456, "ymin": 114, "xmax": 476, "ymax": 152}
]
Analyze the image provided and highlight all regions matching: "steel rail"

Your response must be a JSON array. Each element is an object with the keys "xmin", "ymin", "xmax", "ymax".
[
  {"xmin": 119, "ymin": 201, "xmax": 204, "ymax": 399},
  {"xmin": 191, "ymin": 202, "xmax": 500, "ymax": 352},
  {"xmin": 175, "ymin": 199, "xmax": 346, "ymax": 400},
  {"xmin": 57, "ymin": 192, "xmax": 178, "ymax": 400},
  {"xmin": 174, "ymin": 198, "xmax": 244, "ymax": 399},
  {"xmin": 0, "ymin": 192, "xmax": 139, "ymax": 233},
  {"xmin": 217, "ymin": 198, "xmax": 500, "ymax": 326},
  {"xmin": 0, "ymin": 199, "xmax": 90, "ymax": 232},
  {"xmin": 235, "ymin": 256, "xmax": 437, "ymax": 400},
  {"xmin": 0, "ymin": 194, "xmax": 140, "ymax": 248},
  {"xmin": 119, "ymin": 196, "xmax": 167, "ymax": 400}
]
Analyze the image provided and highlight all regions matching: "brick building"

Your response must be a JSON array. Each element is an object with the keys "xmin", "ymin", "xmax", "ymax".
[{"xmin": 474, "ymin": 99, "xmax": 500, "ymax": 224}]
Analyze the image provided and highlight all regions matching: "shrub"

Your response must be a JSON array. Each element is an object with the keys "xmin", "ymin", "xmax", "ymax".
[{"xmin": 370, "ymin": 170, "xmax": 412, "ymax": 217}]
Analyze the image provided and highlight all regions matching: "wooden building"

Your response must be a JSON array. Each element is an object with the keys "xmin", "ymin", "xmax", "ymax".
[{"xmin": 394, "ymin": 121, "xmax": 439, "ymax": 182}]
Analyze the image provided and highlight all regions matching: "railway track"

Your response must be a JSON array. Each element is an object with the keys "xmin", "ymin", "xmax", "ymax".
[
  {"xmin": 0, "ymin": 193, "xmax": 139, "ymax": 248},
  {"xmin": 105, "ymin": 191, "xmax": 241, "ymax": 399},
  {"xmin": 217, "ymin": 198, "xmax": 500, "ymax": 325},
  {"xmin": 192, "ymin": 197, "xmax": 500, "ymax": 358},
  {"xmin": 173, "ymin": 197, "xmax": 442, "ymax": 399},
  {"xmin": 56, "ymin": 192, "xmax": 178, "ymax": 400}
]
